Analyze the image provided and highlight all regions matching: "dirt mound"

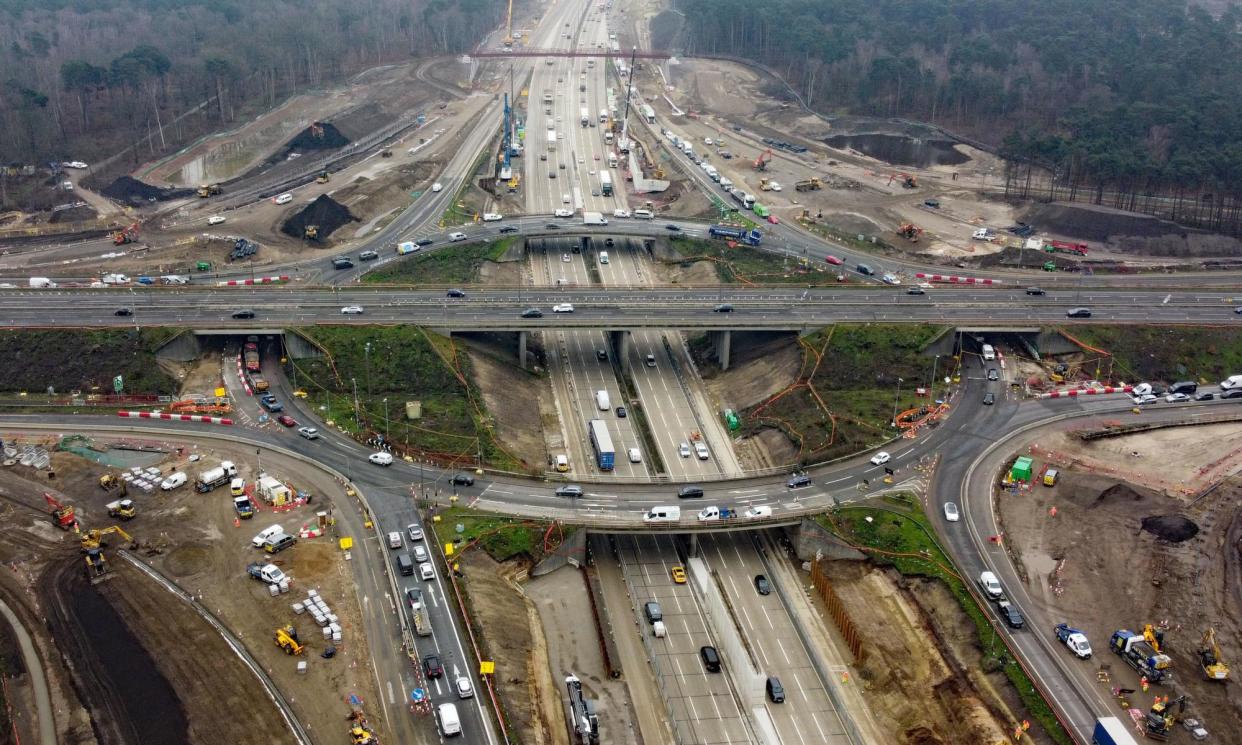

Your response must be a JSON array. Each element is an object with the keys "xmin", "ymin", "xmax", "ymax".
[
  {"xmin": 284, "ymin": 121, "xmax": 349, "ymax": 152},
  {"xmin": 1093, "ymin": 483, "xmax": 1145, "ymax": 506},
  {"xmin": 49, "ymin": 205, "xmax": 96, "ymax": 223},
  {"xmin": 279, "ymin": 194, "xmax": 358, "ymax": 240},
  {"xmin": 904, "ymin": 726, "xmax": 945, "ymax": 745},
  {"xmin": 100, "ymin": 176, "xmax": 193, "ymax": 205},
  {"xmin": 1141, "ymin": 514, "xmax": 1199, "ymax": 543}
]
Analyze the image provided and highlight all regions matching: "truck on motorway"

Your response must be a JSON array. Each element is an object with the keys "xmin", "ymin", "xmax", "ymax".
[
  {"xmin": 1092, "ymin": 717, "xmax": 1139, "ymax": 745},
  {"xmin": 742, "ymin": 193, "xmax": 756, "ymax": 209},
  {"xmin": 719, "ymin": 176, "xmax": 734, "ymax": 190},
  {"xmin": 1110, "ymin": 629, "xmax": 1173, "ymax": 682},
  {"xmin": 607, "ymin": 152, "xmax": 617, "ymax": 168},
  {"xmin": 595, "ymin": 390, "xmax": 610, "ymax": 410},
  {"xmin": 600, "ymin": 171, "xmax": 613, "ymax": 196},
  {"xmin": 583, "ymin": 211, "xmax": 608, "ymax": 226},
  {"xmin": 397, "ymin": 241, "xmax": 421, "ymax": 255},
  {"xmin": 195, "ymin": 460, "xmax": 238, "ymax": 493},
  {"xmin": 708, "ymin": 224, "xmax": 762, "ymax": 246},
  {"xmin": 580, "ymin": 107, "xmax": 590, "ymax": 127},
  {"xmin": 547, "ymin": 130, "xmax": 557, "ymax": 150},
  {"xmin": 640, "ymin": 104, "xmax": 655, "ymax": 123},
  {"xmin": 588, "ymin": 419, "xmax": 615, "ymax": 471},
  {"xmin": 752, "ymin": 203, "xmax": 771, "ymax": 218},
  {"xmin": 408, "ymin": 588, "xmax": 433, "ymax": 636}
]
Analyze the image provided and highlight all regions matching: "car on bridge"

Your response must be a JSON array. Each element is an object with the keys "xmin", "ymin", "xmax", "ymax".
[
  {"xmin": 670, "ymin": 566, "xmax": 687, "ymax": 584},
  {"xmin": 232, "ymin": 309, "xmax": 255, "ymax": 319},
  {"xmin": 555, "ymin": 208, "xmax": 574, "ymax": 217},
  {"xmin": 1066, "ymin": 307, "xmax": 1092, "ymax": 318},
  {"xmin": 499, "ymin": 226, "xmax": 518, "ymax": 233},
  {"xmin": 555, "ymin": 485, "xmax": 583, "ymax": 498},
  {"xmin": 943, "ymin": 502, "xmax": 960, "ymax": 521},
  {"xmin": 553, "ymin": 303, "xmax": 574, "ymax": 313},
  {"xmin": 446, "ymin": 289, "xmax": 465, "ymax": 298},
  {"xmin": 754, "ymin": 575, "xmax": 771, "ymax": 595},
  {"xmin": 521, "ymin": 308, "xmax": 543, "ymax": 318},
  {"xmin": 340, "ymin": 305, "xmax": 365, "ymax": 315},
  {"xmin": 115, "ymin": 307, "xmax": 133, "ymax": 316}
]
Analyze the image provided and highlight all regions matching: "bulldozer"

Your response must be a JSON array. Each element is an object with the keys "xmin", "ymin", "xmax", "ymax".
[
  {"xmin": 197, "ymin": 183, "xmax": 222, "ymax": 198},
  {"xmin": 45, "ymin": 493, "xmax": 77, "ymax": 530},
  {"xmin": 80, "ymin": 525, "xmax": 133, "ymax": 552},
  {"xmin": 897, "ymin": 223, "xmax": 923, "ymax": 242},
  {"xmin": 794, "ymin": 178, "xmax": 822, "ymax": 192},
  {"xmin": 304, "ymin": 225, "xmax": 319, "ymax": 241},
  {"xmin": 315, "ymin": 171, "xmax": 330, "ymax": 184},
  {"xmin": 1199, "ymin": 628, "xmax": 1229, "ymax": 681},
  {"xmin": 84, "ymin": 548, "xmax": 110, "ymax": 582},
  {"xmin": 275, "ymin": 625, "xmax": 304, "ymax": 655}
]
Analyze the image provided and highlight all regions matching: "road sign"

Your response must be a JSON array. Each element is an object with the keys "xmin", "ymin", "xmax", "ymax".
[
  {"xmin": 113, "ymin": 375, "xmax": 123, "ymax": 393},
  {"xmin": 411, "ymin": 688, "xmax": 426, "ymax": 703},
  {"xmin": 479, "ymin": 661, "xmax": 495, "ymax": 675}
]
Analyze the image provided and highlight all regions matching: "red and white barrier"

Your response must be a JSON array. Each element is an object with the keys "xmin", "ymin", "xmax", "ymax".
[
  {"xmin": 1040, "ymin": 385, "xmax": 1134, "ymax": 399},
  {"xmin": 237, "ymin": 354, "xmax": 252, "ymax": 396},
  {"xmin": 119, "ymin": 411, "xmax": 233, "ymax": 425},
  {"xmin": 915, "ymin": 273, "xmax": 1003, "ymax": 285},
  {"xmin": 217, "ymin": 275, "xmax": 289, "ymax": 286}
]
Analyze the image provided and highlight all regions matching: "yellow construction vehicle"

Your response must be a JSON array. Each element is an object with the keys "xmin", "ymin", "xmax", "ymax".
[
  {"xmin": 304, "ymin": 225, "xmax": 319, "ymax": 241},
  {"xmin": 349, "ymin": 725, "xmax": 378, "ymax": 744},
  {"xmin": 80, "ymin": 525, "xmax": 134, "ymax": 552},
  {"xmin": 84, "ymin": 548, "xmax": 109, "ymax": 582},
  {"xmin": 1143, "ymin": 623, "xmax": 1165, "ymax": 652},
  {"xmin": 759, "ymin": 178, "xmax": 773, "ymax": 191},
  {"xmin": 274, "ymin": 625, "xmax": 304, "ymax": 655},
  {"xmin": 794, "ymin": 178, "xmax": 822, "ymax": 192},
  {"xmin": 1199, "ymin": 628, "xmax": 1229, "ymax": 681},
  {"xmin": 99, "ymin": 473, "xmax": 126, "ymax": 492},
  {"xmin": 197, "ymin": 183, "xmax": 222, "ymax": 198},
  {"xmin": 315, "ymin": 171, "xmax": 330, "ymax": 184}
]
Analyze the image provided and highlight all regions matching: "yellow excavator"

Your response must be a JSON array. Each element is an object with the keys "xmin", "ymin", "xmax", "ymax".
[
  {"xmin": 1200, "ymin": 628, "xmax": 1229, "ymax": 681},
  {"xmin": 1143, "ymin": 623, "xmax": 1165, "ymax": 652},
  {"xmin": 80, "ymin": 525, "xmax": 133, "ymax": 552},
  {"xmin": 274, "ymin": 625, "xmax": 304, "ymax": 655}
]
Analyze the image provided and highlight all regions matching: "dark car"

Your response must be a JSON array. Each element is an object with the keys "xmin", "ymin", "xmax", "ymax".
[
  {"xmin": 521, "ymin": 308, "xmax": 543, "ymax": 318},
  {"xmin": 700, "ymin": 645, "xmax": 721, "ymax": 673},
  {"xmin": 276, "ymin": 414, "xmax": 297, "ymax": 427},
  {"xmin": 1025, "ymin": 287, "xmax": 1045, "ymax": 296},
  {"xmin": 987, "ymin": 369, "xmax": 999, "ymax": 381},
  {"xmin": 766, "ymin": 676, "xmax": 785, "ymax": 703},
  {"xmin": 1168, "ymin": 381, "xmax": 1198, "ymax": 394},
  {"xmin": 1066, "ymin": 307, "xmax": 1092, "ymax": 318},
  {"xmin": 423, "ymin": 654, "xmax": 444, "ymax": 678},
  {"xmin": 615, "ymin": 406, "xmax": 627, "ymax": 418},
  {"xmin": 555, "ymin": 485, "xmax": 583, "ymax": 498},
  {"xmin": 232, "ymin": 309, "xmax": 256, "ymax": 319},
  {"xmin": 415, "ymin": 238, "xmax": 434, "ymax": 246},
  {"xmin": 677, "ymin": 485, "xmax": 705, "ymax": 499},
  {"xmin": 1195, "ymin": 391, "xmax": 1215, "ymax": 401},
  {"xmin": 665, "ymin": 224, "xmax": 681, "ymax": 232},
  {"xmin": 446, "ymin": 289, "xmax": 465, "ymax": 298},
  {"xmin": 115, "ymin": 307, "xmax": 133, "ymax": 316},
  {"xmin": 499, "ymin": 226, "xmax": 518, "ymax": 233},
  {"xmin": 924, "ymin": 199, "xmax": 940, "ymax": 208},
  {"xmin": 260, "ymin": 398, "xmax": 283, "ymax": 413},
  {"xmin": 983, "ymin": 392, "xmax": 996, "ymax": 406},
  {"xmin": 998, "ymin": 601, "xmax": 1025, "ymax": 629},
  {"xmin": 450, "ymin": 473, "xmax": 475, "ymax": 486},
  {"xmin": 332, "ymin": 257, "xmax": 354, "ymax": 269},
  {"xmin": 545, "ymin": 223, "xmax": 561, "ymax": 230},
  {"xmin": 595, "ymin": 348, "xmax": 608, "ymax": 361},
  {"xmin": 786, "ymin": 474, "xmax": 811, "ymax": 489},
  {"xmin": 856, "ymin": 263, "xmax": 875, "ymax": 276},
  {"xmin": 754, "ymin": 575, "xmax": 772, "ymax": 595},
  {"xmin": 713, "ymin": 303, "xmax": 734, "ymax": 313}
]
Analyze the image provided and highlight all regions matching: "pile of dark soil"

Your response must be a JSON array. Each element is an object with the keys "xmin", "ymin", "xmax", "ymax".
[
  {"xmin": 100, "ymin": 176, "xmax": 193, "ymax": 205},
  {"xmin": 1141, "ymin": 514, "xmax": 1199, "ymax": 543},
  {"xmin": 279, "ymin": 194, "xmax": 358, "ymax": 240},
  {"xmin": 49, "ymin": 205, "xmax": 96, "ymax": 223},
  {"xmin": 824, "ymin": 133, "xmax": 969, "ymax": 168},
  {"xmin": 1093, "ymin": 483, "xmax": 1146, "ymax": 506},
  {"xmin": 284, "ymin": 121, "xmax": 349, "ymax": 152}
]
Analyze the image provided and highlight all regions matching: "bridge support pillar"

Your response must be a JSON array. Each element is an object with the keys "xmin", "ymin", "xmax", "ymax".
[
  {"xmin": 518, "ymin": 330, "xmax": 528, "ymax": 370},
  {"xmin": 608, "ymin": 330, "xmax": 630, "ymax": 366},
  {"xmin": 710, "ymin": 329, "xmax": 732, "ymax": 371},
  {"xmin": 688, "ymin": 532, "xmax": 699, "ymax": 557}
]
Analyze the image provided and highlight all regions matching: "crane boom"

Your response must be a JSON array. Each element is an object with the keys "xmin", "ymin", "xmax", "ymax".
[{"xmin": 503, "ymin": 0, "xmax": 514, "ymax": 46}]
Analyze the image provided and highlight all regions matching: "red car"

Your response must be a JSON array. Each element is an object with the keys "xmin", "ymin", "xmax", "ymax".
[
  {"xmin": 767, "ymin": 215, "xmax": 779, "ymax": 224},
  {"xmin": 276, "ymin": 414, "xmax": 297, "ymax": 427},
  {"xmin": 824, "ymin": 255, "xmax": 843, "ymax": 266}
]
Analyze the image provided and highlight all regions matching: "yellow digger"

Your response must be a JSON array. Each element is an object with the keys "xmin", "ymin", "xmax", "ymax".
[
  {"xmin": 1200, "ymin": 628, "xmax": 1229, "ymax": 681},
  {"xmin": 80, "ymin": 525, "xmax": 133, "ymax": 551},
  {"xmin": 274, "ymin": 625, "xmax": 304, "ymax": 655}
]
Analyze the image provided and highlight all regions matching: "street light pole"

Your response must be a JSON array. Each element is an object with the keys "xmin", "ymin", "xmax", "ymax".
[
  {"xmin": 929, "ymin": 355, "xmax": 940, "ymax": 399},
  {"xmin": 351, "ymin": 377, "xmax": 360, "ymax": 429},
  {"xmin": 364, "ymin": 342, "xmax": 372, "ymax": 398},
  {"xmin": 891, "ymin": 377, "xmax": 904, "ymax": 427},
  {"xmin": 383, "ymin": 397, "xmax": 389, "ymax": 441}
]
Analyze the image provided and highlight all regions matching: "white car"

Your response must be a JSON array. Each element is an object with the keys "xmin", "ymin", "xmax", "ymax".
[
  {"xmin": 869, "ymin": 451, "xmax": 891, "ymax": 466},
  {"xmin": 297, "ymin": 427, "xmax": 319, "ymax": 439},
  {"xmin": 769, "ymin": 181, "xmax": 782, "ymax": 191},
  {"xmin": 613, "ymin": 209, "xmax": 630, "ymax": 218},
  {"xmin": 627, "ymin": 447, "xmax": 642, "ymax": 463},
  {"xmin": 679, "ymin": 442, "xmax": 691, "ymax": 458},
  {"xmin": 694, "ymin": 442, "xmax": 710, "ymax": 460},
  {"xmin": 207, "ymin": 215, "xmax": 226, "ymax": 225},
  {"xmin": 978, "ymin": 571, "xmax": 1004, "ymax": 599},
  {"xmin": 455, "ymin": 676, "xmax": 474, "ymax": 699},
  {"xmin": 943, "ymin": 502, "xmax": 960, "ymax": 522},
  {"xmin": 1131, "ymin": 393, "xmax": 1158, "ymax": 405},
  {"xmin": 554, "ymin": 208, "xmax": 574, "ymax": 218},
  {"xmin": 704, "ymin": 137, "xmax": 714, "ymax": 146},
  {"xmin": 562, "ymin": 253, "xmax": 571, "ymax": 262},
  {"xmin": 1132, "ymin": 382, "xmax": 1153, "ymax": 395},
  {"xmin": 482, "ymin": 212, "xmax": 503, "ymax": 222},
  {"xmin": 420, "ymin": 562, "xmax": 435, "ymax": 580},
  {"xmin": 431, "ymin": 182, "xmax": 444, "ymax": 192},
  {"xmin": 448, "ymin": 232, "xmax": 467, "ymax": 242},
  {"xmin": 407, "ymin": 524, "xmax": 424, "ymax": 541},
  {"xmin": 63, "ymin": 161, "xmax": 88, "ymax": 169},
  {"xmin": 881, "ymin": 273, "xmax": 901, "ymax": 285},
  {"xmin": 552, "ymin": 303, "xmax": 575, "ymax": 313},
  {"xmin": 340, "ymin": 305, "xmax": 365, "ymax": 315}
]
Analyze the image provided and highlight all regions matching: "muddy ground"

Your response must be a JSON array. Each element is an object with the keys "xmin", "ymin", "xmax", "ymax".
[
  {"xmin": 462, "ymin": 338, "xmax": 550, "ymax": 472},
  {"xmin": 999, "ymin": 423, "xmax": 1242, "ymax": 739},
  {"xmin": 821, "ymin": 561, "xmax": 1020, "ymax": 745},
  {"xmin": 0, "ymin": 434, "xmax": 379, "ymax": 745}
]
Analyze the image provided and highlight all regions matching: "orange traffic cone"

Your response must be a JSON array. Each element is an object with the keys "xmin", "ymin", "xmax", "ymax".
[{"xmin": 234, "ymin": 517, "xmax": 240, "ymax": 528}]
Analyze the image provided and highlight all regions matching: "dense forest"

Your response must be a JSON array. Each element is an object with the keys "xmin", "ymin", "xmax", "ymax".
[
  {"xmin": 0, "ymin": 0, "xmax": 501, "ymax": 164},
  {"xmin": 679, "ymin": 0, "xmax": 1242, "ymax": 230}
]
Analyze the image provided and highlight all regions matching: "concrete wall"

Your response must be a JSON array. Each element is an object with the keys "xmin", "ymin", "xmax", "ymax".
[
  {"xmin": 154, "ymin": 330, "xmax": 201, "ymax": 362},
  {"xmin": 283, "ymin": 330, "xmax": 325, "ymax": 359}
]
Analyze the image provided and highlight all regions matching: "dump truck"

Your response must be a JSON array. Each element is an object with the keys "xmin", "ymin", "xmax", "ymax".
[
  {"xmin": 247, "ymin": 562, "xmax": 286, "ymax": 585},
  {"xmin": 197, "ymin": 183, "xmax": 222, "ymax": 198},
  {"xmin": 1054, "ymin": 624, "xmax": 1092, "ymax": 658},
  {"xmin": 243, "ymin": 342, "xmax": 260, "ymax": 372},
  {"xmin": 708, "ymin": 224, "xmax": 762, "ymax": 246},
  {"xmin": 409, "ymin": 589, "xmax": 433, "ymax": 636},
  {"xmin": 106, "ymin": 499, "xmax": 136, "ymax": 520},
  {"xmin": 794, "ymin": 178, "xmax": 822, "ymax": 191},
  {"xmin": 1110, "ymin": 629, "xmax": 1173, "ymax": 682},
  {"xmin": 195, "ymin": 460, "xmax": 238, "ymax": 493}
]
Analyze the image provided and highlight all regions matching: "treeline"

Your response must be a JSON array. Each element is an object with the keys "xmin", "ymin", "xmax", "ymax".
[
  {"xmin": 678, "ymin": 0, "xmax": 1242, "ymax": 219},
  {"xmin": 0, "ymin": 0, "xmax": 501, "ymax": 164}
]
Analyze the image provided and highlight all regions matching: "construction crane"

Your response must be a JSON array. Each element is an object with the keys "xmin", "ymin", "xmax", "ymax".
[
  {"xmin": 752, "ymin": 148, "xmax": 772, "ymax": 171},
  {"xmin": 274, "ymin": 625, "xmax": 304, "ymax": 655},
  {"xmin": 1199, "ymin": 628, "xmax": 1229, "ymax": 681},
  {"xmin": 80, "ymin": 525, "xmax": 133, "ymax": 551},
  {"xmin": 45, "ymin": 493, "xmax": 77, "ymax": 530},
  {"xmin": 503, "ymin": 0, "xmax": 515, "ymax": 47},
  {"xmin": 112, "ymin": 222, "xmax": 140, "ymax": 246}
]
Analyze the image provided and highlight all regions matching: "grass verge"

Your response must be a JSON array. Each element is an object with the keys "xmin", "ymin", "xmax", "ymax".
[
  {"xmin": 666, "ymin": 237, "xmax": 837, "ymax": 284},
  {"xmin": 1066, "ymin": 325, "xmax": 1242, "ymax": 383},
  {"xmin": 426, "ymin": 505, "xmax": 553, "ymax": 562},
  {"xmin": 363, "ymin": 237, "xmax": 516, "ymax": 285},
  {"xmin": 819, "ymin": 500, "xmax": 1073, "ymax": 745}
]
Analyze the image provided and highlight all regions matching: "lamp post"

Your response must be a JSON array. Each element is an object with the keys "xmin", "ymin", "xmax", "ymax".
[
  {"xmin": 891, "ymin": 377, "xmax": 904, "ymax": 427},
  {"xmin": 929, "ymin": 355, "xmax": 940, "ymax": 399},
  {"xmin": 364, "ymin": 342, "xmax": 372, "ymax": 398},
  {"xmin": 383, "ymin": 397, "xmax": 389, "ymax": 440},
  {"xmin": 351, "ymin": 377, "xmax": 360, "ymax": 429}
]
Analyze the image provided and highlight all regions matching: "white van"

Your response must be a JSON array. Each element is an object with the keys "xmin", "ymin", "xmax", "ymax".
[
  {"xmin": 482, "ymin": 213, "xmax": 503, "ymax": 222},
  {"xmin": 387, "ymin": 531, "xmax": 403, "ymax": 549},
  {"xmin": 562, "ymin": 193, "xmax": 571, "ymax": 204},
  {"xmin": 633, "ymin": 209, "xmax": 653, "ymax": 219},
  {"xmin": 598, "ymin": 251, "xmax": 609, "ymax": 264},
  {"xmin": 448, "ymin": 232, "xmax": 467, "ymax": 242},
  {"xmin": 981, "ymin": 344, "xmax": 996, "ymax": 361},
  {"xmin": 368, "ymin": 452, "xmax": 393, "ymax": 466},
  {"xmin": 643, "ymin": 506, "xmax": 681, "ymax": 523},
  {"xmin": 159, "ymin": 472, "xmax": 187, "ymax": 490},
  {"xmin": 596, "ymin": 390, "xmax": 611, "ymax": 410},
  {"xmin": 744, "ymin": 505, "xmax": 773, "ymax": 519},
  {"xmin": 1220, "ymin": 374, "xmax": 1242, "ymax": 390},
  {"xmin": 252, "ymin": 525, "xmax": 284, "ymax": 548},
  {"xmin": 273, "ymin": 193, "xmax": 293, "ymax": 205},
  {"xmin": 437, "ymin": 703, "xmax": 462, "ymax": 737}
]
